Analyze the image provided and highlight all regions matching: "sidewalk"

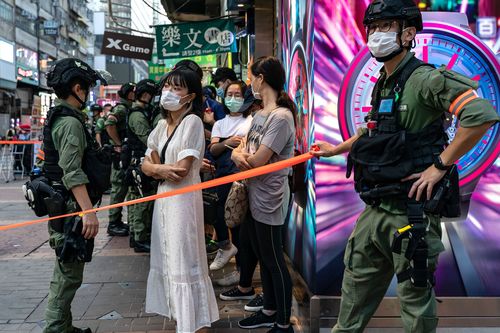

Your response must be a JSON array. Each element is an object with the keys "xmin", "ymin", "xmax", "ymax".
[{"xmin": 0, "ymin": 180, "xmax": 306, "ymax": 333}]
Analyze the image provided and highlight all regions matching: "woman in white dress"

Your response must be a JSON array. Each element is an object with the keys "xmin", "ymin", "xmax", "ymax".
[{"xmin": 141, "ymin": 66, "xmax": 219, "ymax": 333}]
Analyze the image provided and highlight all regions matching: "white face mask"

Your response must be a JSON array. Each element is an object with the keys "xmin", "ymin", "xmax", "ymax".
[
  {"xmin": 251, "ymin": 81, "xmax": 262, "ymax": 100},
  {"xmin": 367, "ymin": 31, "xmax": 401, "ymax": 59},
  {"xmin": 160, "ymin": 90, "xmax": 187, "ymax": 111}
]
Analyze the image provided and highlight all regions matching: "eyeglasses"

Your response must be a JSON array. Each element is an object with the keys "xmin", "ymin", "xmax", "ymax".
[{"xmin": 366, "ymin": 21, "xmax": 397, "ymax": 35}]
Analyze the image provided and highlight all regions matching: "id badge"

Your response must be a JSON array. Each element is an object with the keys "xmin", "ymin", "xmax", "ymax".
[{"xmin": 378, "ymin": 98, "xmax": 395, "ymax": 114}]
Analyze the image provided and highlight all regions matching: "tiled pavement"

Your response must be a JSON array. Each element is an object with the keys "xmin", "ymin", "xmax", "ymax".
[{"xmin": 0, "ymin": 180, "xmax": 308, "ymax": 333}]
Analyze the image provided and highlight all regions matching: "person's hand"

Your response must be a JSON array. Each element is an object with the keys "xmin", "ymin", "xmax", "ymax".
[
  {"xmin": 231, "ymin": 151, "xmax": 252, "ymax": 171},
  {"xmin": 203, "ymin": 110, "xmax": 215, "ymax": 125},
  {"xmin": 225, "ymin": 136, "xmax": 242, "ymax": 147},
  {"xmin": 310, "ymin": 141, "xmax": 335, "ymax": 158},
  {"xmin": 201, "ymin": 158, "xmax": 215, "ymax": 174},
  {"xmin": 156, "ymin": 165, "xmax": 187, "ymax": 182},
  {"xmin": 82, "ymin": 212, "xmax": 99, "ymax": 239},
  {"xmin": 402, "ymin": 165, "xmax": 448, "ymax": 201},
  {"xmin": 113, "ymin": 145, "xmax": 122, "ymax": 153}
]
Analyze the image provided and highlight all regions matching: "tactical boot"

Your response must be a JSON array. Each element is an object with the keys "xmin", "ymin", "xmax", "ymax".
[
  {"xmin": 134, "ymin": 240, "xmax": 151, "ymax": 253},
  {"xmin": 72, "ymin": 327, "xmax": 92, "ymax": 333},
  {"xmin": 129, "ymin": 235, "xmax": 135, "ymax": 248},
  {"xmin": 107, "ymin": 221, "xmax": 129, "ymax": 237}
]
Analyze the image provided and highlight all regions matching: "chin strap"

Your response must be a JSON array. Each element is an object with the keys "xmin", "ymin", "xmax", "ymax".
[{"xmin": 71, "ymin": 91, "xmax": 87, "ymax": 110}]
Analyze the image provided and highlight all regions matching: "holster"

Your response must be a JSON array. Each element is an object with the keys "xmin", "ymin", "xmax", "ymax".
[
  {"xmin": 392, "ymin": 201, "xmax": 434, "ymax": 288},
  {"xmin": 55, "ymin": 216, "xmax": 94, "ymax": 263}
]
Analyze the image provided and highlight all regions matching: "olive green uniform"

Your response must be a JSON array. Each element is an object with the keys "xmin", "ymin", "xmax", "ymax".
[
  {"xmin": 127, "ymin": 102, "xmax": 154, "ymax": 242},
  {"xmin": 104, "ymin": 98, "xmax": 131, "ymax": 224},
  {"xmin": 44, "ymin": 100, "xmax": 89, "ymax": 333},
  {"xmin": 333, "ymin": 52, "xmax": 500, "ymax": 333}
]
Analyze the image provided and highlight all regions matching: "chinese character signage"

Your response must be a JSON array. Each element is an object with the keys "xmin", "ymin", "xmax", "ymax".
[
  {"xmin": 155, "ymin": 19, "xmax": 237, "ymax": 59},
  {"xmin": 43, "ymin": 20, "xmax": 59, "ymax": 36},
  {"xmin": 476, "ymin": 17, "xmax": 497, "ymax": 39}
]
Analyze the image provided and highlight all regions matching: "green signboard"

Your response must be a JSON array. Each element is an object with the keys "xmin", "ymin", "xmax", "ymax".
[
  {"xmin": 148, "ymin": 54, "xmax": 217, "ymax": 81},
  {"xmin": 155, "ymin": 19, "xmax": 237, "ymax": 59}
]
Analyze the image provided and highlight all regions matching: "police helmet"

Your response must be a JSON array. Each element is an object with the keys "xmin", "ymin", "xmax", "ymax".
[
  {"xmin": 135, "ymin": 79, "xmax": 157, "ymax": 100},
  {"xmin": 117, "ymin": 82, "xmax": 136, "ymax": 99},
  {"xmin": 363, "ymin": 0, "xmax": 423, "ymax": 31},
  {"xmin": 90, "ymin": 104, "xmax": 103, "ymax": 113},
  {"xmin": 46, "ymin": 58, "xmax": 108, "ymax": 91}
]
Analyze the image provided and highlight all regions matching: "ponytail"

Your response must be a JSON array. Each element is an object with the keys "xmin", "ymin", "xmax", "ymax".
[{"xmin": 277, "ymin": 90, "xmax": 297, "ymax": 126}]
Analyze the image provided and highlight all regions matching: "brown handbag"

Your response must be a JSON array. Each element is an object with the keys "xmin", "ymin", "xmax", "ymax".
[{"xmin": 224, "ymin": 180, "xmax": 248, "ymax": 228}]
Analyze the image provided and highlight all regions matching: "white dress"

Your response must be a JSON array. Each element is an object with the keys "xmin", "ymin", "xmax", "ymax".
[{"xmin": 145, "ymin": 115, "xmax": 219, "ymax": 333}]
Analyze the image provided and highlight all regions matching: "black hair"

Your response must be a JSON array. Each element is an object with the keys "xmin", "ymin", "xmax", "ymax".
[
  {"xmin": 53, "ymin": 77, "xmax": 90, "ymax": 99},
  {"xmin": 173, "ymin": 59, "xmax": 203, "ymax": 80},
  {"xmin": 103, "ymin": 103, "xmax": 112, "ymax": 108},
  {"xmin": 224, "ymin": 80, "xmax": 251, "ymax": 118},
  {"xmin": 250, "ymin": 56, "xmax": 297, "ymax": 125},
  {"xmin": 160, "ymin": 67, "xmax": 203, "ymax": 122}
]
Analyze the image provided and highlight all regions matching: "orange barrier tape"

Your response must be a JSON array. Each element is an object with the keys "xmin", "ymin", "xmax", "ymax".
[
  {"xmin": 0, "ymin": 141, "xmax": 41, "ymax": 145},
  {"xmin": 0, "ymin": 152, "xmax": 315, "ymax": 231}
]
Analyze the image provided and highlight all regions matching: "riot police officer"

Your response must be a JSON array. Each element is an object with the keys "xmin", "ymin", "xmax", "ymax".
[
  {"xmin": 42, "ymin": 58, "xmax": 111, "ymax": 333},
  {"xmin": 89, "ymin": 104, "xmax": 103, "ymax": 144},
  {"xmin": 104, "ymin": 82, "xmax": 136, "ymax": 236},
  {"xmin": 126, "ymin": 79, "xmax": 157, "ymax": 252},
  {"xmin": 312, "ymin": 1, "xmax": 499, "ymax": 332},
  {"xmin": 93, "ymin": 104, "xmax": 110, "ymax": 147}
]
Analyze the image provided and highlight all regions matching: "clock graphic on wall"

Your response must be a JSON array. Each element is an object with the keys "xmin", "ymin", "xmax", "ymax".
[{"xmin": 338, "ymin": 12, "xmax": 500, "ymax": 198}]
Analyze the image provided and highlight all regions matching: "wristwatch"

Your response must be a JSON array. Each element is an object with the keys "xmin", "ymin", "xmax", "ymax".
[{"xmin": 434, "ymin": 155, "xmax": 453, "ymax": 171}]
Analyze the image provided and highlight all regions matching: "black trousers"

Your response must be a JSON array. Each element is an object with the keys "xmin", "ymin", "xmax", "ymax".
[
  {"xmin": 247, "ymin": 213, "xmax": 292, "ymax": 325},
  {"xmin": 214, "ymin": 181, "xmax": 241, "ymax": 265}
]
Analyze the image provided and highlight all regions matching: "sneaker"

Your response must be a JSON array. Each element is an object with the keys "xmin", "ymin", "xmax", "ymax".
[
  {"xmin": 215, "ymin": 270, "xmax": 240, "ymax": 287},
  {"xmin": 210, "ymin": 244, "xmax": 238, "ymax": 270},
  {"xmin": 206, "ymin": 240, "xmax": 219, "ymax": 259},
  {"xmin": 245, "ymin": 293, "xmax": 264, "ymax": 312},
  {"xmin": 267, "ymin": 324, "xmax": 294, "ymax": 333},
  {"xmin": 219, "ymin": 286, "xmax": 255, "ymax": 301},
  {"xmin": 238, "ymin": 310, "xmax": 276, "ymax": 329}
]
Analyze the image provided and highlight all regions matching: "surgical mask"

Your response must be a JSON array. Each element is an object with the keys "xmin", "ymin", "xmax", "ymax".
[
  {"xmin": 251, "ymin": 82, "xmax": 262, "ymax": 100},
  {"xmin": 367, "ymin": 31, "xmax": 404, "ymax": 61},
  {"xmin": 160, "ymin": 90, "xmax": 186, "ymax": 112},
  {"xmin": 216, "ymin": 87, "xmax": 225, "ymax": 99},
  {"xmin": 225, "ymin": 97, "xmax": 244, "ymax": 113}
]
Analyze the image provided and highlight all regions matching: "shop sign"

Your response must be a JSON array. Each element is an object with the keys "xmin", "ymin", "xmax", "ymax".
[
  {"xmin": 16, "ymin": 46, "xmax": 39, "ymax": 86},
  {"xmin": 148, "ymin": 54, "xmax": 217, "ymax": 81},
  {"xmin": 43, "ymin": 20, "xmax": 59, "ymax": 36},
  {"xmin": 101, "ymin": 31, "xmax": 155, "ymax": 60},
  {"xmin": 477, "ymin": 17, "xmax": 497, "ymax": 39},
  {"xmin": 155, "ymin": 19, "xmax": 237, "ymax": 59}
]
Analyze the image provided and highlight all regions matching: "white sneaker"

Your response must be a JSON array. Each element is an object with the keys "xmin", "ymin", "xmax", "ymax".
[
  {"xmin": 210, "ymin": 244, "xmax": 238, "ymax": 271},
  {"xmin": 215, "ymin": 270, "xmax": 240, "ymax": 286}
]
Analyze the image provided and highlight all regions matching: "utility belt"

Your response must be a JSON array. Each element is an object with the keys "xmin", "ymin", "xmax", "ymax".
[
  {"xmin": 351, "ymin": 161, "xmax": 460, "ymax": 218},
  {"xmin": 23, "ymin": 176, "xmax": 94, "ymax": 263}
]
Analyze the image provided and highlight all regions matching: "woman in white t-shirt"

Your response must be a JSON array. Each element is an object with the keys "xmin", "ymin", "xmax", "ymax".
[{"xmin": 207, "ymin": 81, "xmax": 253, "ymax": 277}]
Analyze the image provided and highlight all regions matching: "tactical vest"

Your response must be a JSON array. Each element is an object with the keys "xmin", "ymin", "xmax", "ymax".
[
  {"xmin": 42, "ymin": 105, "xmax": 112, "ymax": 204},
  {"xmin": 126, "ymin": 106, "xmax": 150, "ymax": 158},
  {"xmin": 348, "ymin": 57, "xmax": 448, "ymax": 194},
  {"xmin": 112, "ymin": 102, "xmax": 130, "ymax": 141}
]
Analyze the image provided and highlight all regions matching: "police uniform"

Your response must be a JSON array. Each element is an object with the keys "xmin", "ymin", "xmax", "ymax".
[
  {"xmin": 44, "ymin": 100, "xmax": 90, "ymax": 333},
  {"xmin": 94, "ymin": 116, "xmax": 109, "ymax": 146},
  {"xmin": 333, "ymin": 2, "xmax": 500, "ymax": 333},
  {"xmin": 104, "ymin": 96, "xmax": 132, "ymax": 235},
  {"xmin": 40, "ymin": 58, "xmax": 110, "ymax": 333},
  {"xmin": 126, "ymin": 101, "xmax": 154, "ymax": 246}
]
